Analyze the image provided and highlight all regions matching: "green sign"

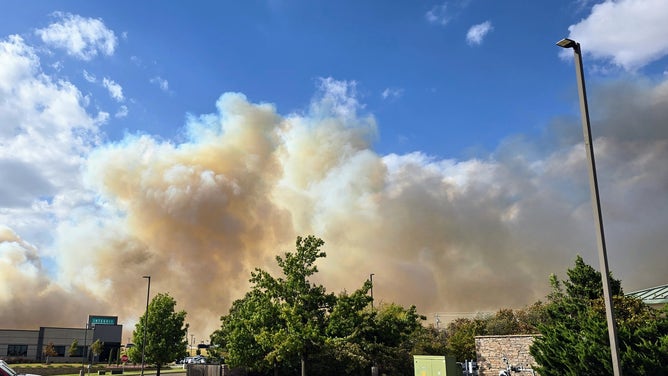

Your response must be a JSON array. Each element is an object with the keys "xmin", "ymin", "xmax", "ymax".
[{"xmin": 89, "ymin": 316, "xmax": 118, "ymax": 325}]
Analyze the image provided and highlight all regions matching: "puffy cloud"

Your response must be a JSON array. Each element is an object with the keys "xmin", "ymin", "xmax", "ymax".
[
  {"xmin": 103, "ymin": 77, "xmax": 124, "ymax": 102},
  {"xmin": 2, "ymin": 33, "xmax": 668, "ymax": 342},
  {"xmin": 567, "ymin": 0, "xmax": 668, "ymax": 71},
  {"xmin": 35, "ymin": 12, "xmax": 117, "ymax": 61},
  {"xmin": 0, "ymin": 34, "xmax": 100, "ymax": 254},
  {"xmin": 466, "ymin": 21, "xmax": 493, "ymax": 45}
]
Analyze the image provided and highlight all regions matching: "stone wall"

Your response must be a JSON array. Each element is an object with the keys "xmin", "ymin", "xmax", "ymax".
[{"xmin": 475, "ymin": 335, "xmax": 538, "ymax": 376}]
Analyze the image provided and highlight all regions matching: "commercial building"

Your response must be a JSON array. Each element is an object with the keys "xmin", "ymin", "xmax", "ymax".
[
  {"xmin": 0, "ymin": 315, "xmax": 122, "ymax": 363},
  {"xmin": 628, "ymin": 283, "xmax": 668, "ymax": 309}
]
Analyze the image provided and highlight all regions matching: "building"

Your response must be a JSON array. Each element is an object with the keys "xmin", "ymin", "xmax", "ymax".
[
  {"xmin": 0, "ymin": 315, "xmax": 122, "ymax": 363},
  {"xmin": 628, "ymin": 283, "xmax": 668, "ymax": 309}
]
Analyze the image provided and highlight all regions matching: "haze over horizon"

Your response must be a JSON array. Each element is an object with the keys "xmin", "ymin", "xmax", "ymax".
[{"xmin": 1, "ymin": 0, "xmax": 668, "ymax": 342}]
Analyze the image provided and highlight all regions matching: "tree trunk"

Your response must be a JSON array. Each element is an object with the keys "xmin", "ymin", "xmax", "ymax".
[
  {"xmin": 156, "ymin": 364, "xmax": 161, "ymax": 376},
  {"xmin": 300, "ymin": 353, "xmax": 306, "ymax": 376}
]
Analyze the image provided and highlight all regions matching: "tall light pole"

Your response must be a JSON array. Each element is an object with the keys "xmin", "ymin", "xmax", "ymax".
[
  {"xmin": 369, "ymin": 273, "xmax": 375, "ymax": 310},
  {"xmin": 141, "ymin": 275, "xmax": 151, "ymax": 376},
  {"xmin": 556, "ymin": 38, "xmax": 622, "ymax": 376},
  {"xmin": 81, "ymin": 322, "xmax": 88, "ymax": 373}
]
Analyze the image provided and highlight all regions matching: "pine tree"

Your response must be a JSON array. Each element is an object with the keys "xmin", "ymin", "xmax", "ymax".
[{"xmin": 530, "ymin": 255, "xmax": 668, "ymax": 375}]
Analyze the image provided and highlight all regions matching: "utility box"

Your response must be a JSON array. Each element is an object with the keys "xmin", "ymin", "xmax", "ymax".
[{"xmin": 414, "ymin": 355, "xmax": 463, "ymax": 376}]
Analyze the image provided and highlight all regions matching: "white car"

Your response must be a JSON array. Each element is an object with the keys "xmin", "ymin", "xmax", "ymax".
[{"xmin": 0, "ymin": 361, "xmax": 41, "ymax": 376}]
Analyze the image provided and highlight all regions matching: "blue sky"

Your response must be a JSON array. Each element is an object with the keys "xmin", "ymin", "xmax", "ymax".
[
  {"xmin": 5, "ymin": 0, "xmax": 661, "ymax": 157},
  {"xmin": 2, "ymin": 0, "xmax": 668, "ymax": 339}
]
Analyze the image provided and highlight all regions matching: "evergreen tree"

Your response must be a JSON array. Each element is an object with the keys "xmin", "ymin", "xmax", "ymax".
[{"xmin": 530, "ymin": 255, "xmax": 668, "ymax": 375}]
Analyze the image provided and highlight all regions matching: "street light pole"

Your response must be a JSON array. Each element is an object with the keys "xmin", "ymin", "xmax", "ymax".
[
  {"xmin": 81, "ymin": 322, "xmax": 88, "ymax": 374},
  {"xmin": 141, "ymin": 275, "xmax": 151, "ymax": 376},
  {"xmin": 369, "ymin": 273, "xmax": 375, "ymax": 310},
  {"xmin": 556, "ymin": 38, "xmax": 622, "ymax": 376}
]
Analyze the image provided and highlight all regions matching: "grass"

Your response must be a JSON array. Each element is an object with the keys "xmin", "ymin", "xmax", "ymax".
[{"xmin": 11, "ymin": 364, "xmax": 185, "ymax": 376}]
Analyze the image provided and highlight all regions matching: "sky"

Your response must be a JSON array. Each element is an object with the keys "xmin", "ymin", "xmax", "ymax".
[{"xmin": 1, "ymin": 0, "xmax": 668, "ymax": 343}]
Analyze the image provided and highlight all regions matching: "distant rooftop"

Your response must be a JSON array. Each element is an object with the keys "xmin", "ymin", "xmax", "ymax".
[{"xmin": 628, "ymin": 284, "xmax": 668, "ymax": 305}]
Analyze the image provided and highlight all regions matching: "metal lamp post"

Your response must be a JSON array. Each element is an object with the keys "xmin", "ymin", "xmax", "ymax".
[
  {"xmin": 141, "ymin": 275, "xmax": 151, "ymax": 376},
  {"xmin": 369, "ymin": 273, "xmax": 375, "ymax": 310},
  {"xmin": 556, "ymin": 38, "xmax": 622, "ymax": 376},
  {"xmin": 81, "ymin": 322, "xmax": 88, "ymax": 374}
]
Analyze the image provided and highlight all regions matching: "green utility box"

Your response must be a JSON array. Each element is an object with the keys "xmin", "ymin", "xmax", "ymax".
[{"xmin": 414, "ymin": 355, "xmax": 463, "ymax": 376}]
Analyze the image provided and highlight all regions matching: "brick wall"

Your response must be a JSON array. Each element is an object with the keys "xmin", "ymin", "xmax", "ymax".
[{"xmin": 475, "ymin": 335, "xmax": 539, "ymax": 376}]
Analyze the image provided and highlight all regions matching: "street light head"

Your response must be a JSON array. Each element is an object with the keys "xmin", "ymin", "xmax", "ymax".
[
  {"xmin": 556, "ymin": 38, "xmax": 577, "ymax": 49},
  {"xmin": 142, "ymin": 275, "xmax": 150, "ymax": 279}
]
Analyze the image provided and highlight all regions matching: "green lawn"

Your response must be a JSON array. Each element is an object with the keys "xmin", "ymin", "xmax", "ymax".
[{"xmin": 11, "ymin": 364, "xmax": 185, "ymax": 376}]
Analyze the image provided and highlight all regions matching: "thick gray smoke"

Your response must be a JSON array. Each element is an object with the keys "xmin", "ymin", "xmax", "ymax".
[{"xmin": 1, "ymin": 34, "xmax": 667, "ymax": 341}]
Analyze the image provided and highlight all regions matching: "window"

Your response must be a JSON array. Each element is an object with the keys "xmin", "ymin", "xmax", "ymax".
[
  {"xmin": 70, "ymin": 346, "xmax": 84, "ymax": 357},
  {"xmin": 54, "ymin": 346, "xmax": 66, "ymax": 357},
  {"xmin": 7, "ymin": 345, "xmax": 28, "ymax": 357}
]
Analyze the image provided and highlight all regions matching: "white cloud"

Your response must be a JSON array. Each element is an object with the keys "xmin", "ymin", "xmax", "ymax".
[
  {"xmin": 115, "ymin": 105, "xmax": 128, "ymax": 118},
  {"xmin": 150, "ymin": 76, "xmax": 169, "ymax": 92},
  {"xmin": 311, "ymin": 77, "xmax": 365, "ymax": 121},
  {"xmin": 35, "ymin": 12, "xmax": 117, "ymax": 61},
  {"xmin": 381, "ymin": 87, "xmax": 404, "ymax": 100},
  {"xmin": 426, "ymin": 3, "xmax": 452, "ymax": 25},
  {"xmin": 0, "ymin": 34, "xmax": 100, "ymax": 246},
  {"xmin": 102, "ymin": 77, "xmax": 124, "ymax": 102},
  {"xmin": 567, "ymin": 0, "xmax": 668, "ymax": 71},
  {"xmin": 466, "ymin": 21, "xmax": 493, "ymax": 45},
  {"xmin": 82, "ymin": 70, "xmax": 96, "ymax": 83}
]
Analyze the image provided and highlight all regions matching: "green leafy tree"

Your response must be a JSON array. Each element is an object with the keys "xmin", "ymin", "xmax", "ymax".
[
  {"xmin": 216, "ymin": 289, "xmax": 282, "ymax": 373},
  {"xmin": 214, "ymin": 236, "xmax": 428, "ymax": 376},
  {"xmin": 250, "ymin": 235, "xmax": 337, "ymax": 376},
  {"xmin": 299, "ymin": 281, "xmax": 374, "ymax": 375},
  {"xmin": 368, "ymin": 302, "xmax": 426, "ymax": 375},
  {"xmin": 129, "ymin": 293, "xmax": 188, "ymax": 376},
  {"xmin": 409, "ymin": 325, "xmax": 448, "ymax": 357},
  {"xmin": 108, "ymin": 347, "xmax": 116, "ymax": 366},
  {"xmin": 90, "ymin": 339, "xmax": 104, "ymax": 363},
  {"xmin": 445, "ymin": 317, "xmax": 487, "ymax": 361},
  {"xmin": 68, "ymin": 339, "xmax": 79, "ymax": 357},
  {"xmin": 530, "ymin": 255, "xmax": 668, "ymax": 375}
]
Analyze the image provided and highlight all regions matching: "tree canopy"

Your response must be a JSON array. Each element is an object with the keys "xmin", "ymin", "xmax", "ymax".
[
  {"xmin": 212, "ymin": 240, "xmax": 668, "ymax": 376},
  {"xmin": 530, "ymin": 255, "xmax": 668, "ymax": 376},
  {"xmin": 213, "ymin": 235, "xmax": 427, "ymax": 376},
  {"xmin": 129, "ymin": 293, "xmax": 188, "ymax": 376}
]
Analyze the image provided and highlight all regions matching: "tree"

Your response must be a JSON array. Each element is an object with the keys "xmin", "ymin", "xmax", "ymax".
[
  {"xmin": 445, "ymin": 317, "xmax": 487, "ymax": 361},
  {"xmin": 129, "ymin": 293, "xmax": 188, "ymax": 376},
  {"xmin": 214, "ymin": 235, "xmax": 428, "ymax": 375},
  {"xmin": 90, "ymin": 339, "xmax": 104, "ymax": 364},
  {"xmin": 367, "ymin": 303, "xmax": 426, "ymax": 375},
  {"xmin": 317, "ymin": 282, "xmax": 374, "ymax": 374},
  {"xmin": 530, "ymin": 255, "xmax": 668, "ymax": 376},
  {"xmin": 43, "ymin": 342, "xmax": 57, "ymax": 364},
  {"xmin": 249, "ymin": 235, "xmax": 336, "ymax": 376},
  {"xmin": 68, "ymin": 339, "xmax": 79, "ymax": 358},
  {"xmin": 108, "ymin": 347, "xmax": 117, "ymax": 366},
  {"xmin": 409, "ymin": 325, "xmax": 448, "ymax": 358}
]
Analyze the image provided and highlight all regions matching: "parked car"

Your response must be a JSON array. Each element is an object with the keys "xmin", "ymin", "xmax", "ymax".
[
  {"xmin": 180, "ymin": 356, "xmax": 207, "ymax": 367},
  {"xmin": 0, "ymin": 361, "xmax": 41, "ymax": 376}
]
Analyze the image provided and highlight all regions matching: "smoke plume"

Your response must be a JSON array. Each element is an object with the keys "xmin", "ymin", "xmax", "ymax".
[{"xmin": 2, "ymin": 37, "xmax": 668, "ymax": 341}]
